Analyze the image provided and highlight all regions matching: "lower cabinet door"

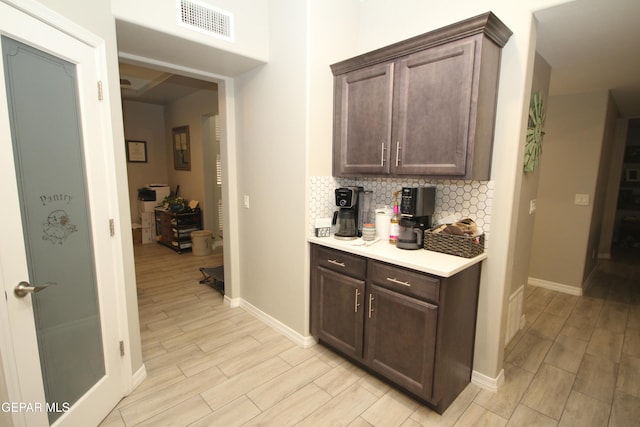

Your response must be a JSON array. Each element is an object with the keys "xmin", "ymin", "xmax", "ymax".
[
  {"xmin": 316, "ymin": 266, "xmax": 365, "ymax": 360},
  {"xmin": 365, "ymin": 284, "xmax": 438, "ymax": 399}
]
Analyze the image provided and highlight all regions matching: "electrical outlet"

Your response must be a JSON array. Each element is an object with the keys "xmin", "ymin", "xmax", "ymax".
[
  {"xmin": 529, "ymin": 199, "xmax": 537, "ymax": 214},
  {"xmin": 574, "ymin": 194, "xmax": 589, "ymax": 206}
]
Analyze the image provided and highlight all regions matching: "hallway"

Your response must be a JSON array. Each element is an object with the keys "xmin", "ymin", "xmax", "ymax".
[{"xmin": 100, "ymin": 244, "xmax": 640, "ymax": 426}]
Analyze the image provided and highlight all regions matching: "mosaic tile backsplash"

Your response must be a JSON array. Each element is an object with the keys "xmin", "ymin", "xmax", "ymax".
[{"xmin": 309, "ymin": 176, "xmax": 493, "ymax": 247}]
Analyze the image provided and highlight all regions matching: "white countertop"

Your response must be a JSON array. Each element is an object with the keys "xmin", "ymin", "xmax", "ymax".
[{"xmin": 308, "ymin": 235, "xmax": 486, "ymax": 277}]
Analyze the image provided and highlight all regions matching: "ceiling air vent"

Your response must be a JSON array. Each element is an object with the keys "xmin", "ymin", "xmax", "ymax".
[{"xmin": 177, "ymin": 0, "xmax": 234, "ymax": 42}]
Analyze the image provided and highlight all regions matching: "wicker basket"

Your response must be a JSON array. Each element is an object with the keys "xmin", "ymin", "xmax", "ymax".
[{"xmin": 423, "ymin": 229, "xmax": 485, "ymax": 258}]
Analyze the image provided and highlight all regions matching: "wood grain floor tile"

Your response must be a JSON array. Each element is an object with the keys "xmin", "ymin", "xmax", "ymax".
[
  {"xmin": 410, "ymin": 383, "xmax": 480, "ymax": 426},
  {"xmin": 622, "ymin": 327, "xmax": 640, "ymax": 357},
  {"xmin": 135, "ymin": 395, "xmax": 212, "ymax": 427},
  {"xmin": 610, "ymin": 389, "xmax": 640, "ymax": 427},
  {"xmin": 544, "ymin": 333, "xmax": 588, "ymax": 373},
  {"xmin": 188, "ymin": 396, "xmax": 260, "ymax": 427},
  {"xmin": 544, "ymin": 292, "xmax": 579, "ymax": 319},
  {"xmin": 361, "ymin": 389, "xmax": 419, "ymax": 427},
  {"xmin": 522, "ymin": 363, "xmax": 574, "ymax": 420},
  {"xmin": 97, "ymin": 244, "xmax": 640, "ymax": 427},
  {"xmin": 313, "ymin": 359, "xmax": 366, "ymax": 397},
  {"xmin": 617, "ymin": 354, "xmax": 640, "ymax": 398},
  {"xmin": 200, "ymin": 357, "xmax": 291, "ymax": 411},
  {"xmin": 558, "ymin": 390, "xmax": 610, "ymax": 427},
  {"xmin": 247, "ymin": 356, "xmax": 332, "ymax": 411},
  {"xmin": 505, "ymin": 404, "xmax": 557, "ymax": 427},
  {"xmin": 529, "ymin": 312, "xmax": 566, "ymax": 340},
  {"xmin": 585, "ymin": 327, "xmax": 624, "ymax": 363},
  {"xmin": 474, "ymin": 363, "xmax": 534, "ymax": 419},
  {"xmin": 118, "ymin": 366, "xmax": 226, "ymax": 425},
  {"xmin": 454, "ymin": 402, "xmax": 507, "ymax": 427},
  {"xmin": 297, "ymin": 383, "xmax": 379, "ymax": 426},
  {"xmin": 574, "ymin": 353, "xmax": 617, "ymax": 403},
  {"xmin": 505, "ymin": 331, "xmax": 553, "ymax": 373},
  {"xmin": 244, "ymin": 383, "xmax": 331, "ymax": 426},
  {"xmin": 597, "ymin": 302, "xmax": 630, "ymax": 334}
]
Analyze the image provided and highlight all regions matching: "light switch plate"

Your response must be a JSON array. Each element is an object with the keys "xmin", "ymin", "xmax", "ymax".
[
  {"xmin": 574, "ymin": 193, "xmax": 589, "ymax": 206},
  {"xmin": 529, "ymin": 199, "xmax": 536, "ymax": 214}
]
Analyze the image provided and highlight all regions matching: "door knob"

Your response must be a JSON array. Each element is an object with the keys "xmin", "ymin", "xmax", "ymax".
[{"xmin": 14, "ymin": 281, "xmax": 53, "ymax": 298}]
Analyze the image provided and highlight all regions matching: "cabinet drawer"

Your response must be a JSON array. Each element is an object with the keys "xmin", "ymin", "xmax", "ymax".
[
  {"xmin": 368, "ymin": 261, "xmax": 439, "ymax": 303},
  {"xmin": 314, "ymin": 245, "xmax": 366, "ymax": 280}
]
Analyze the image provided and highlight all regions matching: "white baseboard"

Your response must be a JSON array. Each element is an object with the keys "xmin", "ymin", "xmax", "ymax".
[
  {"xmin": 528, "ymin": 277, "xmax": 582, "ymax": 296},
  {"xmin": 224, "ymin": 295, "xmax": 241, "ymax": 308},
  {"xmin": 471, "ymin": 368, "xmax": 504, "ymax": 392},
  {"xmin": 127, "ymin": 364, "xmax": 147, "ymax": 395},
  {"xmin": 505, "ymin": 285, "xmax": 525, "ymax": 345},
  {"xmin": 238, "ymin": 299, "xmax": 316, "ymax": 348}
]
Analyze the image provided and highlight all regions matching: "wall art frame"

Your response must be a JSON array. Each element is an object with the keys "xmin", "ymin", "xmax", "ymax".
[
  {"xmin": 172, "ymin": 125, "xmax": 191, "ymax": 171},
  {"xmin": 126, "ymin": 139, "xmax": 147, "ymax": 163}
]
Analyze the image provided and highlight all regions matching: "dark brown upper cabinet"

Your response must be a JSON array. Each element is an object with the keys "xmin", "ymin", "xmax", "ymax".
[{"xmin": 331, "ymin": 12, "xmax": 512, "ymax": 180}]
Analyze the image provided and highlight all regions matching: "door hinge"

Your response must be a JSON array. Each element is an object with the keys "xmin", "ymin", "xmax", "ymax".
[
  {"xmin": 109, "ymin": 219, "xmax": 115, "ymax": 237},
  {"xmin": 97, "ymin": 81, "xmax": 104, "ymax": 101},
  {"xmin": 119, "ymin": 340, "xmax": 125, "ymax": 357}
]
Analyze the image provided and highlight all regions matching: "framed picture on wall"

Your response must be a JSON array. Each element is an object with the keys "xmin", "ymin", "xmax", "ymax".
[
  {"xmin": 126, "ymin": 140, "xmax": 147, "ymax": 163},
  {"xmin": 172, "ymin": 126, "xmax": 191, "ymax": 171}
]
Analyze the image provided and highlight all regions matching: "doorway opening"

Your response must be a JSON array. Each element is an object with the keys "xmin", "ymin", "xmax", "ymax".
[{"xmin": 120, "ymin": 60, "xmax": 224, "ymax": 257}]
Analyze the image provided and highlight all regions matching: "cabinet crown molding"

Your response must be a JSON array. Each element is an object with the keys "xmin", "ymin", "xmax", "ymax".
[{"xmin": 330, "ymin": 11, "xmax": 512, "ymax": 76}]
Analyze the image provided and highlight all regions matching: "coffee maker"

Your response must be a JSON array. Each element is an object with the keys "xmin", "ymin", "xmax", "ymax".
[
  {"xmin": 333, "ymin": 187, "xmax": 363, "ymax": 240},
  {"xmin": 397, "ymin": 186, "xmax": 436, "ymax": 249}
]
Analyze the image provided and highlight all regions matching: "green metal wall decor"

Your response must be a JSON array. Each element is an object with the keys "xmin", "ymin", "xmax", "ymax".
[{"xmin": 524, "ymin": 91, "xmax": 546, "ymax": 172}]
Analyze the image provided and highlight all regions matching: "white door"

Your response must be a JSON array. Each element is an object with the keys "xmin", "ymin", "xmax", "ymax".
[{"xmin": 0, "ymin": 3, "xmax": 124, "ymax": 426}]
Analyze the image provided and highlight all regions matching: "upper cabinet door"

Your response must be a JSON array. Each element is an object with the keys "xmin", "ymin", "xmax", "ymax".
[
  {"xmin": 391, "ymin": 39, "xmax": 476, "ymax": 176},
  {"xmin": 330, "ymin": 12, "xmax": 512, "ymax": 180},
  {"xmin": 333, "ymin": 62, "xmax": 393, "ymax": 176}
]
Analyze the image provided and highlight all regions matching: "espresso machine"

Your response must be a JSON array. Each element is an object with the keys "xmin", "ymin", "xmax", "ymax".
[
  {"xmin": 397, "ymin": 186, "xmax": 436, "ymax": 249},
  {"xmin": 333, "ymin": 187, "xmax": 363, "ymax": 240}
]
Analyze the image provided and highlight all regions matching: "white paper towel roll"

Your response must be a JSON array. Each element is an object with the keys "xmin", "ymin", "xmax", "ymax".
[{"xmin": 375, "ymin": 207, "xmax": 393, "ymax": 240}]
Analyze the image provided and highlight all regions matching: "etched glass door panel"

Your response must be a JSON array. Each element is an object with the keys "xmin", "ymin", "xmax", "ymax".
[{"xmin": 2, "ymin": 36, "xmax": 104, "ymax": 424}]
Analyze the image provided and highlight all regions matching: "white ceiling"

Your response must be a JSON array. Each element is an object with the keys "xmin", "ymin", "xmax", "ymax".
[
  {"xmin": 119, "ymin": 62, "xmax": 217, "ymax": 105},
  {"xmin": 118, "ymin": 1, "xmax": 640, "ymax": 115},
  {"xmin": 535, "ymin": 0, "xmax": 640, "ymax": 117}
]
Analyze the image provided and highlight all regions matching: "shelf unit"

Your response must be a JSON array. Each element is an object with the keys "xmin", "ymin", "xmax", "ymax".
[{"xmin": 155, "ymin": 208, "xmax": 202, "ymax": 253}]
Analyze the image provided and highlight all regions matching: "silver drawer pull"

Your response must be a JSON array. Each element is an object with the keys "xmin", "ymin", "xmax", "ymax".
[
  {"xmin": 387, "ymin": 277, "xmax": 411, "ymax": 287},
  {"xmin": 354, "ymin": 289, "xmax": 361, "ymax": 313},
  {"xmin": 328, "ymin": 259, "xmax": 346, "ymax": 267},
  {"xmin": 381, "ymin": 142, "xmax": 386, "ymax": 166},
  {"xmin": 368, "ymin": 294, "xmax": 375, "ymax": 318}
]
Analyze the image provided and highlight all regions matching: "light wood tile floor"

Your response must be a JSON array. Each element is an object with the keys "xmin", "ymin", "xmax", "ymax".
[{"xmin": 101, "ymin": 243, "xmax": 640, "ymax": 426}]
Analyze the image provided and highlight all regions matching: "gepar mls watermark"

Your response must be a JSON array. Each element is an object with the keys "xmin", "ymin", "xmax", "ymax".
[{"xmin": 1, "ymin": 401, "xmax": 70, "ymax": 413}]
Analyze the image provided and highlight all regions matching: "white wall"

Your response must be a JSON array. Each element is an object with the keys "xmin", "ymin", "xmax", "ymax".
[
  {"xmin": 111, "ymin": 0, "xmax": 269, "ymax": 66},
  {"xmin": 325, "ymin": 0, "xmax": 572, "ymax": 380},
  {"xmin": 233, "ymin": 0, "xmax": 309, "ymax": 332},
  {"xmin": 123, "ymin": 100, "xmax": 168, "ymax": 222},
  {"xmin": 529, "ymin": 90, "xmax": 613, "ymax": 289},
  {"xmin": 236, "ymin": 0, "xmax": 571, "ymax": 380},
  {"xmin": 1, "ymin": 1, "xmax": 578, "ymax": 404},
  {"xmin": 165, "ymin": 88, "xmax": 218, "ymax": 226},
  {"xmin": 510, "ymin": 53, "xmax": 551, "ymax": 296}
]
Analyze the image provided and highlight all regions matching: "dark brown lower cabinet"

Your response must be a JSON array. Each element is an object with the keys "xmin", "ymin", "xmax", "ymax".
[
  {"xmin": 310, "ymin": 243, "xmax": 481, "ymax": 414},
  {"xmin": 314, "ymin": 266, "xmax": 365, "ymax": 360},
  {"xmin": 366, "ymin": 284, "xmax": 437, "ymax": 399}
]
